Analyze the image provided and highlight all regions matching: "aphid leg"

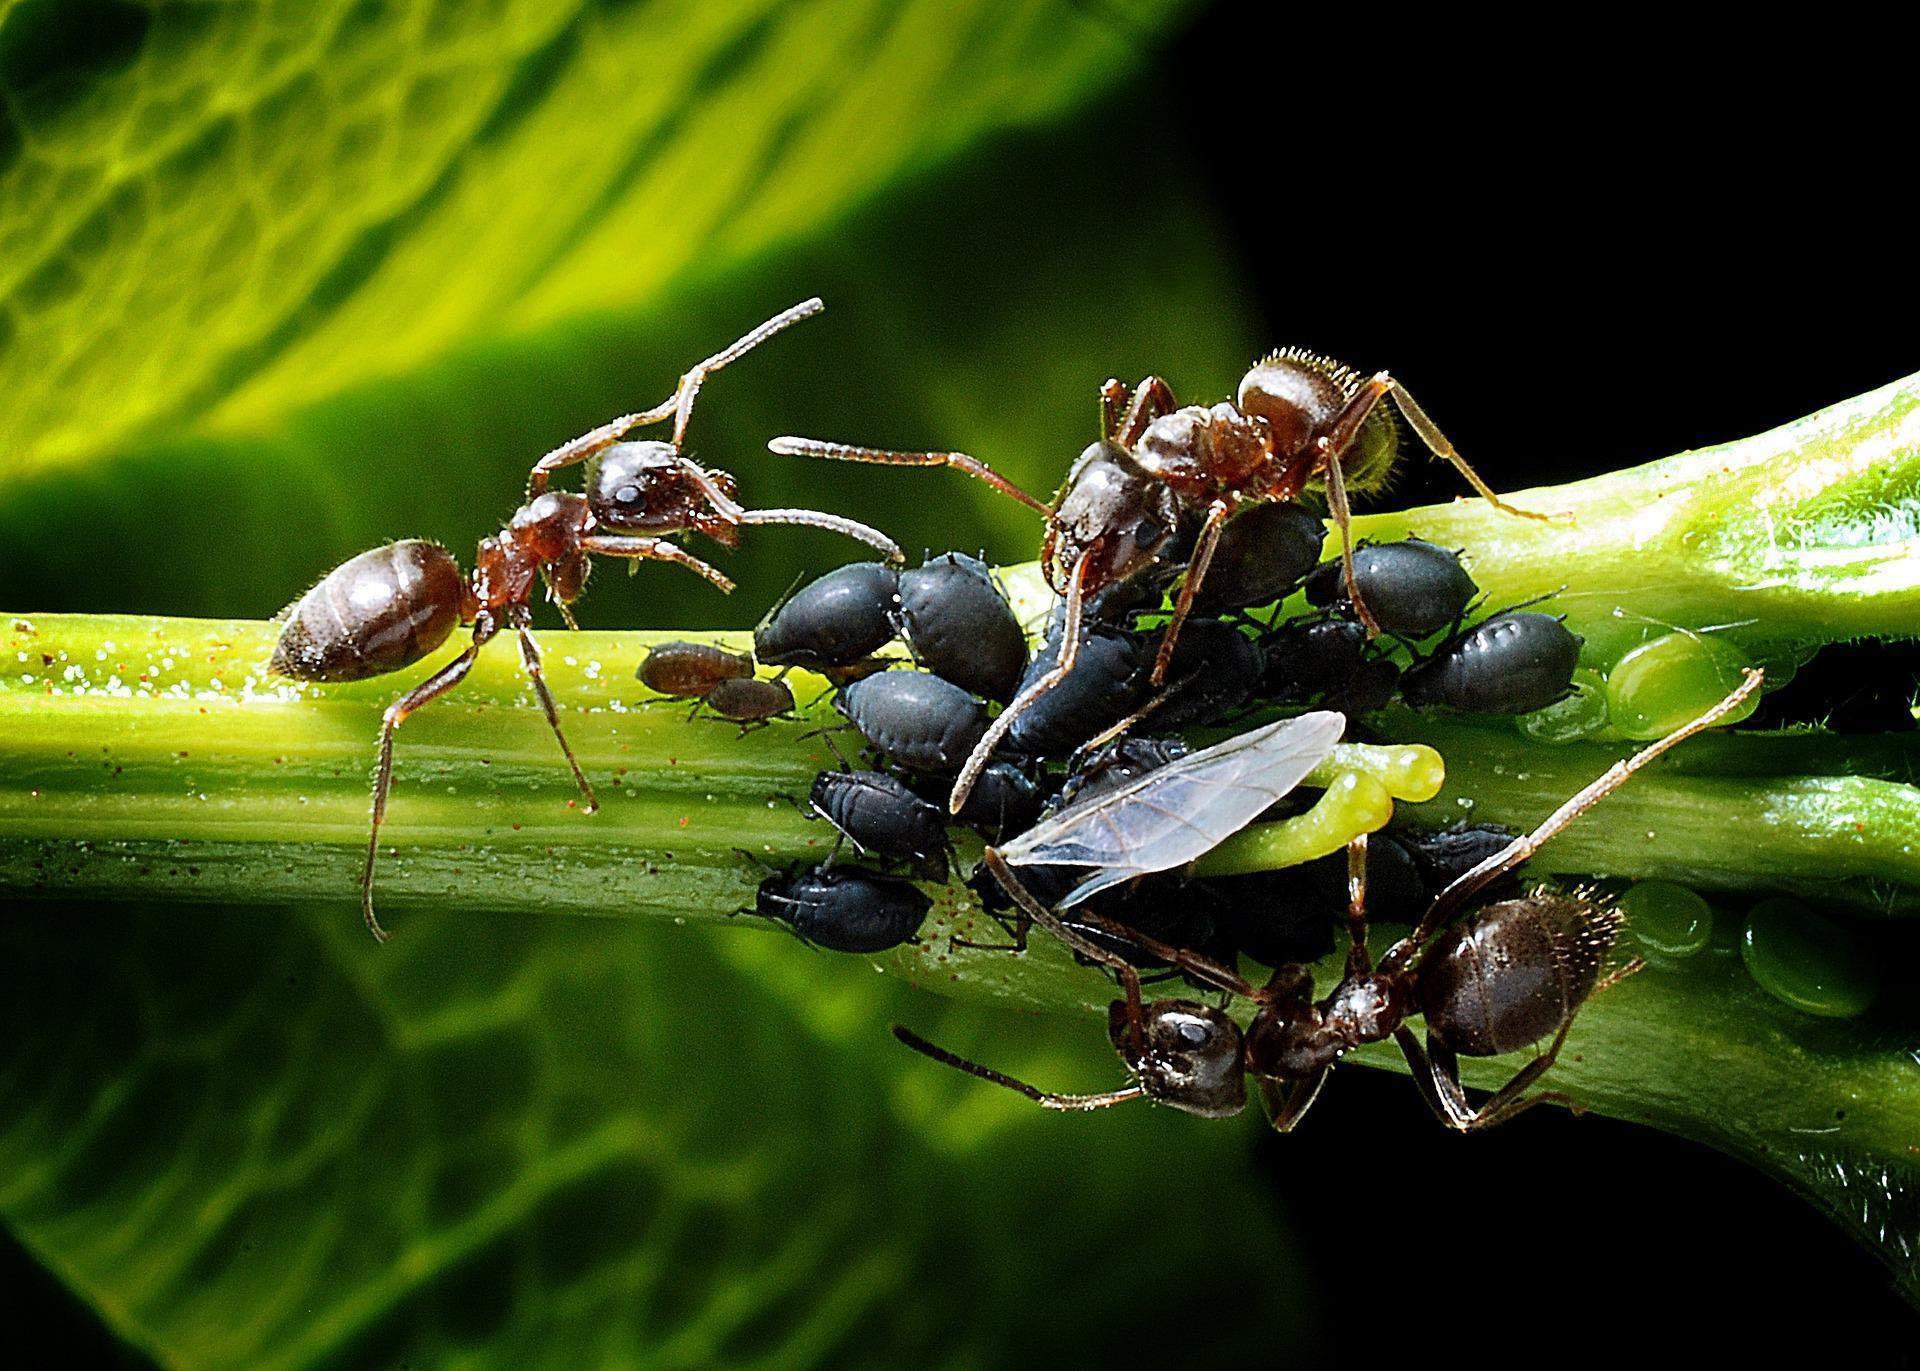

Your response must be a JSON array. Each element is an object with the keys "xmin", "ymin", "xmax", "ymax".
[
  {"xmin": 580, "ymin": 535, "xmax": 736, "ymax": 593},
  {"xmin": 1396, "ymin": 1023, "xmax": 1578, "ymax": 1132},
  {"xmin": 523, "ymin": 299, "xmax": 824, "ymax": 494},
  {"xmin": 1258, "ymin": 1071, "xmax": 1330, "ymax": 1133},
  {"xmin": 735, "ymin": 507, "xmax": 904, "ymax": 563},
  {"xmin": 948, "ymin": 554, "xmax": 1092, "ymax": 814},
  {"xmin": 892, "ymin": 1026, "xmax": 1146, "ymax": 1111},
  {"xmin": 1383, "ymin": 377, "xmax": 1564, "ymax": 522},
  {"xmin": 1150, "ymin": 497, "xmax": 1234, "ymax": 685},
  {"xmin": 1344, "ymin": 833, "xmax": 1373, "ymax": 974},
  {"xmin": 1384, "ymin": 669, "xmax": 1765, "ymax": 972},
  {"xmin": 1114, "ymin": 375, "xmax": 1179, "ymax": 446},
  {"xmin": 515, "ymin": 625, "xmax": 599, "ymax": 814},
  {"xmin": 1321, "ymin": 444, "xmax": 1383, "ymax": 638},
  {"xmin": 766, "ymin": 437, "xmax": 1055, "ymax": 517},
  {"xmin": 361, "ymin": 633, "xmax": 491, "ymax": 941}
]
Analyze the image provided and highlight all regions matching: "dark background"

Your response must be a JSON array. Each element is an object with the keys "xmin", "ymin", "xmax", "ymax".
[
  {"xmin": 1168, "ymin": 6, "xmax": 1920, "ymax": 1359},
  {"xmin": 6, "ymin": 3, "xmax": 1919, "ymax": 1362}
]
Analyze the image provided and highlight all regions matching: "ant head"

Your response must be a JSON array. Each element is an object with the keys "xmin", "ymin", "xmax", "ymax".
[
  {"xmin": 590, "ymin": 441, "xmax": 741, "ymax": 542},
  {"xmin": 1046, "ymin": 441, "xmax": 1179, "ymax": 593},
  {"xmin": 1107, "ymin": 999, "xmax": 1246, "ymax": 1119}
]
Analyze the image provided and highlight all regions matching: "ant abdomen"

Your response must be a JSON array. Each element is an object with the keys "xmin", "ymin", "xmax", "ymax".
[
  {"xmin": 271, "ymin": 540, "xmax": 472, "ymax": 683},
  {"xmin": 1419, "ymin": 892, "xmax": 1624, "ymax": 1057}
]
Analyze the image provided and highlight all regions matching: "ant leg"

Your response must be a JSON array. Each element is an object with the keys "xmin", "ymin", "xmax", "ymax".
[
  {"xmin": 1257, "ymin": 1071, "xmax": 1330, "ymax": 1133},
  {"xmin": 1343, "ymin": 834, "xmax": 1373, "ymax": 974},
  {"xmin": 949, "ymin": 553, "xmax": 1092, "ymax": 814},
  {"xmin": 1383, "ymin": 378, "xmax": 1562, "ymax": 522},
  {"xmin": 524, "ymin": 299, "xmax": 824, "ymax": 494},
  {"xmin": 1398, "ymin": 1024, "xmax": 1578, "ymax": 1132},
  {"xmin": 1385, "ymin": 668, "xmax": 1764, "ymax": 970},
  {"xmin": 361, "ymin": 635, "xmax": 491, "ymax": 941},
  {"xmin": 1070, "ymin": 906, "xmax": 1265, "ymax": 1000},
  {"xmin": 580, "ymin": 535, "xmax": 736, "ymax": 593},
  {"xmin": 515, "ymin": 627, "xmax": 599, "ymax": 814},
  {"xmin": 766, "ymin": 437, "xmax": 1054, "ymax": 517},
  {"xmin": 892, "ymin": 1026, "xmax": 1145, "ymax": 1111},
  {"xmin": 1150, "ymin": 498, "xmax": 1234, "ymax": 685},
  {"xmin": 1115, "ymin": 374, "xmax": 1179, "ymax": 446},
  {"xmin": 1321, "ymin": 444, "xmax": 1384, "ymax": 638}
]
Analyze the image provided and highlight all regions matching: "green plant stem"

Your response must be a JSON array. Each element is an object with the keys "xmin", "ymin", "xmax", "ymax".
[{"xmin": 11, "ymin": 371, "xmax": 1920, "ymax": 1299}]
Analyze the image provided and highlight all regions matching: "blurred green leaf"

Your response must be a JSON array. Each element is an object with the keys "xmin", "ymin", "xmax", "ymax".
[
  {"xmin": 0, "ymin": 0, "xmax": 1316, "ymax": 1363},
  {"xmin": 0, "ymin": 904, "xmax": 1329, "ymax": 1368}
]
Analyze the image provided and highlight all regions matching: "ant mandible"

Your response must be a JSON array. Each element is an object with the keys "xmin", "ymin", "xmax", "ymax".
[
  {"xmin": 897, "ymin": 670, "xmax": 1761, "ymax": 1132},
  {"xmin": 272, "ymin": 299, "xmax": 901, "ymax": 941},
  {"xmin": 772, "ymin": 353, "xmax": 1556, "ymax": 813}
]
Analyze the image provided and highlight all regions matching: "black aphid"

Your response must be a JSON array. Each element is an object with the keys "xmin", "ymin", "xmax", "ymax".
[
  {"xmin": 1403, "ymin": 611, "xmax": 1582, "ymax": 714},
  {"xmin": 754, "ymin": 562, "xmax": 901, "ymax": 670},
  {"xmin": 809, "ymin": 769, "xmax": 951, "ymax": 879},
  {"xmin": 893, "ymin": 552, "xmax": 1028, "ymax": 702},
  {"xmin": 836, "ymin": 669, "xmax": 988, "ymax": 772},
  {"xmin": 1304, "ymin": 538, "xmax": 1480, "ymax": 639},
  {"xmin": 754, "ymin": 864, "xmax": 931, "ymax": 953}
]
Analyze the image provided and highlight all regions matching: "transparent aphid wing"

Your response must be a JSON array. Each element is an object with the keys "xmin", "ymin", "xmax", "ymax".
[{"xmin": 1000, "ymin": 712, "xmax": 1347, "ymax": 904}]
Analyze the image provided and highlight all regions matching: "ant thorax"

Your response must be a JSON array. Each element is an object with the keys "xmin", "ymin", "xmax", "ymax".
[
  {"xmin": 1131, "ymin": 401, "xmax": 1276, "ymax": 493},
  {"xmin": 474, "ymin": 492, "xmax": 593, "ymax": 612},
  {"xmin": 1244, "ymin": 969, "xmax": 1415, "ymax": 1078}
]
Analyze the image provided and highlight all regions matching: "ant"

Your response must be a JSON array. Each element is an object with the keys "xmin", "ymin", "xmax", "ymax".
[
  {"xmin": 272, "ymin": 299, "xmax": 900, "ymax": 941},
  {"xmin": 896, "ymin": 671, "xmax": 1761, "ymax": 1132},
  {"xmin": 772, "ymin": 351, "xmax": 1554, "ymax": 812}
]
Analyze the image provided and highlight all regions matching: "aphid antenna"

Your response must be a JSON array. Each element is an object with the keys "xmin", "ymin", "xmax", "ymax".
[
  {"xmin": 891, "ymin": 1026, "xmax": 1146, "ymax": 1111},
  {"xmin": 1607, "ymin": 605, "xmax": 1760, "ymax": 639}
]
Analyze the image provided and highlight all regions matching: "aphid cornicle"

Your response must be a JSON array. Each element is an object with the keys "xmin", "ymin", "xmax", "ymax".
[
  {"xmin": 772, "ymin": 349, "xmax": 1552, "ymax": 813},
  {"xmin": 895, "ymin": 673, "xmax": 1763, "ymax": 1134},
  {"xmin": 271, "ymin": 299, "xmax": 902, "ymax": 942}
]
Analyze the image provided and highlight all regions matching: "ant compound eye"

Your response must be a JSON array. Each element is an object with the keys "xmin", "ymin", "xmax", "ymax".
[
  {"xmin": 1176, "ymin": 1019, "xmax": 1213, "ymax": 1049},
  {"xmin": 1132, "ymin": 517, "xmax": 1164, "ymax": 547},
  {"xmin": 615, "ymin": 484, "xmax": 643, "ymax": 508}
]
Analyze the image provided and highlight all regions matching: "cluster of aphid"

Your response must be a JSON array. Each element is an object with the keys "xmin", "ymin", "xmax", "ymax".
[{"xmin": 272, "ymin": 298, "xmax": 1764, "ymax": 1133}]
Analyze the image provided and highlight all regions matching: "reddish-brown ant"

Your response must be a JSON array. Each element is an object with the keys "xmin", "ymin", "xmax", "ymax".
[
  {"xmin": 271, "ymin": 299, "xmax": 900, "ymax": 941},
  {"xmin": 772, "ymin": 352, "xmax": 1554, "ymax": 811},
  {"xmin": 896, "ymin": 671, "xmax": 1761, "ymax": 1132}
]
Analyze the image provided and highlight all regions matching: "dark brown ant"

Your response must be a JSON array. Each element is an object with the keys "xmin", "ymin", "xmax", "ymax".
[
  {"xmin": 897, "ymin": 671, "xmax": 1761, "ymax": 1131},
  {"xmin": 772, "ymin": 352, "xmax": 1553, "ymax": 811},
  {"xmin": 271, "ymin": 300, "xmax": 900, "ymax": 941}
]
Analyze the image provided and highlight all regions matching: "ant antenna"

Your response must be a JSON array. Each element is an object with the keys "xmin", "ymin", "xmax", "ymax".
[{"xmin": 892, "ymin": 1026, "xmax": 1146, "ymax": 1111}]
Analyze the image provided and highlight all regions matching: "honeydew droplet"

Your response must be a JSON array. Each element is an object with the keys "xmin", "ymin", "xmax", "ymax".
[
  {"xmin": 1740, "ymin": 897, "xmax": 1879, "ymax": 1019},
  {"xmin": 1516, "ymin": 667, "xmax": 1609, "ymax": 743},
  {"xmin": 1620, "ymin": 879, "xmax": 1712, "ymax": 958},
  {"xmin": 1606, "ymin": 632, "xmax": 1758, "ymax": 740}
]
